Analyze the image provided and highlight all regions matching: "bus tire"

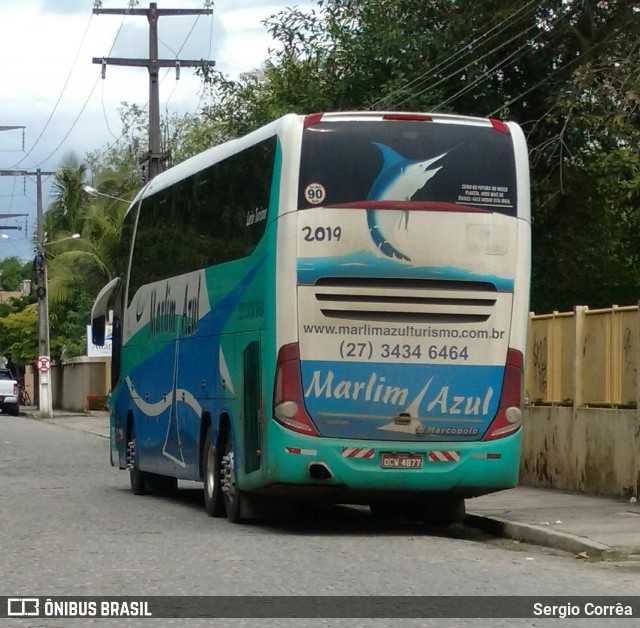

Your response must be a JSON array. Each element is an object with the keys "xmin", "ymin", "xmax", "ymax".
[
  {"xmin": 146, "ymin": 473, "xmax": 178, "ymax": 496},
  {"xmin": 128, "ymin": 424, "xmax": 147, "ymax": 496},
  {"xmin": 422, "ymin": 496, "xmax": 466, "ymax": 527},
  {"xmin": 221, "ymin": 431, "xmax": 245, "ymax": 523},
  {"xmin": 369, "ymin": 503, "xmax": 401, "ymax": 521},
  {"xmin": 203, "ymin": 425, "xmax": 225, "ymax": 517}
]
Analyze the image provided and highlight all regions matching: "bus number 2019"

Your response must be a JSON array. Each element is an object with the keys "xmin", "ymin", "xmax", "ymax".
[{"xmin": 302, "ymin": 226, "xmax": 342, "ymax": 242}]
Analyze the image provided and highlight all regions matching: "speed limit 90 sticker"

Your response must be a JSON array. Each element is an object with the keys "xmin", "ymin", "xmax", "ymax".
[{"xmin": 304, "ymin": 182, "xmax": 326, "ymax": 205}]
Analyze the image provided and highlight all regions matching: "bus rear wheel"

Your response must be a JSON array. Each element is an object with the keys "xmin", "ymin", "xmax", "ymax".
[
  {"xmin": 146, "ymin": 473, "xmax": 178, "ymax": 496},
  {"xmin": 203, "ymin": 425, "xmax": 225, "ymax": 517},
  {"xmin": 221, "ymin": 432, "xmax": 246, "ymax": 523},
  {"xmin": 127, "ymin": 425, "xmax": 147, "ymax": 496},
  {"xmin": 420, "ymin": 496, "xmax": 466, "ymax": 527},
  {"xmin": 369, "ymin": 502, "xmax": 402, "ymax": 521}
]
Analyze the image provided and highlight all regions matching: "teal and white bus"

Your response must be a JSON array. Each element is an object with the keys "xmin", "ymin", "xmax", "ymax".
[{"xmin": 92, "ymin": 111, "xmax": 530, "ymax": 524}]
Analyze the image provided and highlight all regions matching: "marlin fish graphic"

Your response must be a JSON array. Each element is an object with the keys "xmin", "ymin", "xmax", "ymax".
[{"xmin": 367, "ymin": 143, "xmax": 449, "ymax": 261}]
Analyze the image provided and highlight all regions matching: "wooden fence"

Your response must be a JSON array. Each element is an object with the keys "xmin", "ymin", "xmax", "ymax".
[{"xmin": 526, "ymin": 305, "xmax": 640, "ymax": 407}]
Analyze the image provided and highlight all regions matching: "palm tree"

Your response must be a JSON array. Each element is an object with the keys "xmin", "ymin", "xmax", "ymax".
[
  {"xmin": 45, "ymin": 154, "xmax": 88, "ymax": 237},
  {"xmin": 44, "ymin": 157, "xmax": 134, "ymax": 302},
  {"xmin": 44, "ymin": 166, "xmax": 133, "ymax": 361}
]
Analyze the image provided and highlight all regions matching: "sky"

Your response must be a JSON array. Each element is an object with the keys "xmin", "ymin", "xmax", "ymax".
[{"xmin": 0, "ymin": 0, "xmax": 315, "ymax": 261}]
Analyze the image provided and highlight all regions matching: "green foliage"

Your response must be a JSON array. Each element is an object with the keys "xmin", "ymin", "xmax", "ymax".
[
  {"xmin": 45, "ymin": 154, "xmax": 88, "ymax": 236},
  {"xmin": 49, "ymin": 292, "xmax": 94, "ymax": 361},
  {"xmin": 86, "ymin": 103, "xmax": 206, "ymax": 177},
  {"xmin": 0, "ymin": 257, "xmax": 25, "ymax": 291},
  {"xmin": 0, "ymin": 303, "xmax": 37, "ymax": 365},
  {"xmin": 525, "ymin": 1, "xmax": 640, "ymax": 310}
]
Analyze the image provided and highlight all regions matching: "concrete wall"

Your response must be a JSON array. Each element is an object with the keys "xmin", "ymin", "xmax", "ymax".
[
  {"xmin": 50, "ymin": 357, "xmax": 110, "ymax": 412},
  {"xmin": 520, "ymin": 406, "xmax": 640, "ymax": 499}
]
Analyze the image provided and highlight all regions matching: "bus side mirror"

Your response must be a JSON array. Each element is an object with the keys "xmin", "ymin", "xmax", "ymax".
[
  {"xmin": 91, "ymin": 276, "xmax": 122, "ymax": 347},
  {"xmin": 92, "ymin": 315, "xmax": 107, "ymax": 346}
]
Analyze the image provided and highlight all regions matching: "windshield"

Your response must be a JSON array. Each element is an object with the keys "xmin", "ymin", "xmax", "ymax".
[{"xmin": 299, "ymin": 120, "xmax": 517, "ymax": 214}]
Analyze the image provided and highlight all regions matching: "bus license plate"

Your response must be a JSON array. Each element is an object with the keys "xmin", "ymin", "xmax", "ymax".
[{"xmin": 380, "ymin": 453, "xmax": 423, "ymax": 469}]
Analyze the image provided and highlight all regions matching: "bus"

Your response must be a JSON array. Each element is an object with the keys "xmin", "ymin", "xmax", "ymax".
[{"xmin": 92, "ymin": 111, "xmax": 530, "ymax": 524}]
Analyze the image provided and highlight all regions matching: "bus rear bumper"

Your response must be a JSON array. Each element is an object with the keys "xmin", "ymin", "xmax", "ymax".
[{"xmin": 262, "ymin": 427, "xmax": 521, "ymax": 500}]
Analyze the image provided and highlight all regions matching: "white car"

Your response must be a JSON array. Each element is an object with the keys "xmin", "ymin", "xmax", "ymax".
[{"xmin": 0, "ymin": 368, "xmax": 19, "ymax": 416}]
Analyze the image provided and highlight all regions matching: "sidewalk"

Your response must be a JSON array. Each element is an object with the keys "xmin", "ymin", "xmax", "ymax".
[
  {"xmin": 467, "ymin": 488, "xmax": 639, "ymax": 559},
  {"xmin": 27, "ymin": 409, "xmax": 640, "ymax": 560}
]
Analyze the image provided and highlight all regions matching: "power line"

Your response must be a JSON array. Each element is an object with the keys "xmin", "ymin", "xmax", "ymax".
[
  {"xmin": 393, "ymin": 19, "xmax": 543, "ymax": 111},
  {"xmin": 163, "ymin": 14, "xmax": 204, "ymax": 110},
  {"xmin": 488, "ymin": 26, "xmax": 625, "ymax": 118},
  {"xmin": 414, "ymin": 6, "xmax": 571, "ymax": 114},
  {"xmin": 10, "ymin": 14, "xmax": 95, "ymax": 169},
  {"xmin": 101, "ymin": 79, "xmax": 121, "ymax": 143},
  {"xmin": 7, "ymin": 13, "xmax": 127, "ymax": 175},
  {"xmin": 32, "ymin": 75, "xmax": 103, "ymax": 168},
  {"xmin": 432, "ymin": 26, "xmax": 552, "ymax": 111},
  {"xmin": 370, "ymin": 0, "xmax": 539, "ymax": 110},
  {"xmin": 392, "ymin": 1, "xmax": 575, "ymax": 113}
]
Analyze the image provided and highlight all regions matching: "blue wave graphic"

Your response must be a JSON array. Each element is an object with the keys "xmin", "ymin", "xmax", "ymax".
[{"xmin": 297, "ymin": 251, "xmax": 513, "ymax": 291}]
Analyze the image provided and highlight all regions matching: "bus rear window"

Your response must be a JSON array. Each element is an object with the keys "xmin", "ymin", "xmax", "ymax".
[{"xmin": 299, "ymin": 120, "xmax": 517, "ymax": 214}]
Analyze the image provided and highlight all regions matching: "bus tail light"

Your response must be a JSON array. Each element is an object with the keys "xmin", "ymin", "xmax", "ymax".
[
  {"xmin": 383, "ymin": 113, "xmax": 432, "ymax": 121},
  {"xmin": 273, "ymin": 343, "xmax": 319, "ymax": 436},
  {"xmin": 489, "ymin": 118, "xmax": 510, "ymax": 134},
  {"xmin": 483, "ymin": 349, "xmax": 523, "ymax": 441},
  {"xmin": 304, "ymin": 113, "xmax": 324, "ymax": 128}
]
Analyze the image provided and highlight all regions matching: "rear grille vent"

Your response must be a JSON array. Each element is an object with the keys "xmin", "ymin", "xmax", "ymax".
[
  {"xmin": 312, "ymin": 278, "xmax": 497, "ymax": 323},
  {"xmin": 314, "ymin": 277, "xmax": 497, "ymax": 291}
]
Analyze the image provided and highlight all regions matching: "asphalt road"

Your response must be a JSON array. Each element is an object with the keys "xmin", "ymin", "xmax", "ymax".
[{"xmin": 0, "ymin": 415, "xmax": 638, "ymax": 627}]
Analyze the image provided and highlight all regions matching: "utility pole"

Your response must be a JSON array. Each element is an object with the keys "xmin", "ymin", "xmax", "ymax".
[
  {"xmin": 93, "ymin": 2, "xmax": 215, "ymax": 180},
  {"xmin": 0, "ymin": 168, "xmax": 55, "ymax": 417},
  {"xmin": 34, "ymin": 169, "xmax": 54, "ymax": 418}
]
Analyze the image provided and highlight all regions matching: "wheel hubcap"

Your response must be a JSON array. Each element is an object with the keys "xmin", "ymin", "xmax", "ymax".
[
  {"xmin": 126, "ymin": 439, "xmax": 135, "ymax": 469},
  {"xmin": 221, "ymin": 450, "xmax": 235, "ymax": 498},
  {"xmin": 206, "ymin": 446, "xmax": 215, "ymax": 496}
]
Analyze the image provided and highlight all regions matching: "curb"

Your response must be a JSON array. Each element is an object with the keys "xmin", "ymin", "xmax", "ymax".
[{"xmin": 465, "ymin": 513, "xmax": 616, "ymax": 558}]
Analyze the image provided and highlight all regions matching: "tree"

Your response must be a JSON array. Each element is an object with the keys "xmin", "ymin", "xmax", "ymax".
[
  {"xmin": 0, "ymin": 303, "xmax": 37, "ymax": 365},
  {"xmin": 522, "ymin": 0, "xmax": 640, "ymax": 311},
  {"xmin": 196, "ymin": 0, "xmax": 640, "ymax": 312},
  {"xmin": 49, "ymin": 293, "xmax": 94, "ymax": 360},
  {"xmin": 86, "ymin": 102, "xmax": 206, "ymax": 181},
  {"xmin": 34, "ymin": 151, "xmax": 133, "ymax": 360},
  {"xmin": 45, "ymin": 154, "xmax": 88, "ymax": 237},
  {"xmin": 0, "ymin": 257, "xmax": 25, "ymax": 292}
]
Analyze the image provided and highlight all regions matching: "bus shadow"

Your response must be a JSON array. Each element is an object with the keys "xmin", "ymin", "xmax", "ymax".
[
  {"xmin": 117, "ymin": 483, "xmax": 491, "ymax": 541},
  {"xmin": 254, "ymin": 502, "xmax": 484, "ymax": 541},
  {"xmin": 111, "ymin": 482, "xmax": 492, "ymax": 542}
]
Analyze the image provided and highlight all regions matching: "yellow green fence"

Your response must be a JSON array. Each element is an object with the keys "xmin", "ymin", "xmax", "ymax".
[{"xmin": 526, "ymin": 305, "xmax": 639, "ymax": 407}]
